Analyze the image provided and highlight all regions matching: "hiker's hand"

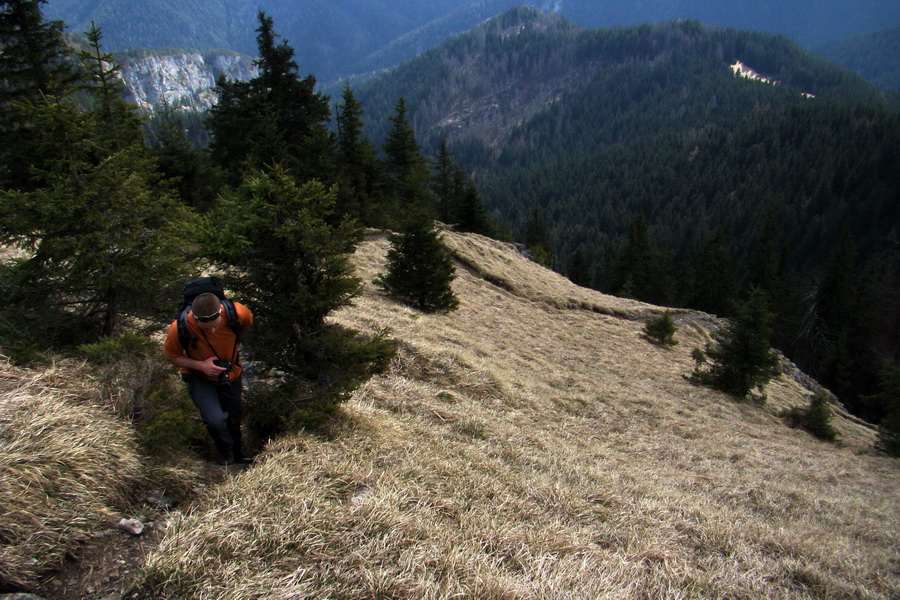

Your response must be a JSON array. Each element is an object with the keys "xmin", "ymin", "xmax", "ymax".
[{"xmin": 199, "ymin": 357, "xmax": 227, "ymax": 379}]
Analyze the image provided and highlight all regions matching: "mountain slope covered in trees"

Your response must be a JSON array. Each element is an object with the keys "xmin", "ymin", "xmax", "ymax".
[
  {"xmin": 353, "ymin": 8, "xmax": 900, "ymax": 421},
  {"xmin": 2, "ymin": 5, "xmax": 899, "ymax": 596},
  {"xmin": 816, "ymin": 26, "xmax": 900, "ymax": 93},
  {"xmin": 43, "ymin": 0, "xmax": 900, "ymax": 84}
]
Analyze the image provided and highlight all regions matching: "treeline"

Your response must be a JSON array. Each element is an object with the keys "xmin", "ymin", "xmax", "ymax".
[
  {"xmin": 476, "ymin": 27, "xmax": 900, "ymax": 424},
  {"xmin": 0, "ymin": 3, "xmax": 490, "ymax": 431},
  {"xmin": 352, "ymin": 13, "xmax": 900, "ymax": 429}
]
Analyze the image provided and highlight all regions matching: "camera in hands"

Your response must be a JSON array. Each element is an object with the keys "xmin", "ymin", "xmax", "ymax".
[{"xmin": 214, "ymin": 359, "xmax": 232, "ymax": 385}]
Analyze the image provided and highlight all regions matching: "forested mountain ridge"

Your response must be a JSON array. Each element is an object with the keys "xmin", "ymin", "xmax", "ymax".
[
  {"xmin": 354, "ymin": 9, "xmax": 900, "ymax": 419},
  {"xmin": 44, "ymin": 0, "xmax": 900, "ymax": 86},
  {"xmin": 351, "ymin": 8, "xmax": 588, "ymax": 150},
  {"xmin": 357, "ymin": 8, "xmax": 894, "ymax": 151},
  {"xmin": 816, "ymin": 26, "xmax": 900, "ymax": 93}
]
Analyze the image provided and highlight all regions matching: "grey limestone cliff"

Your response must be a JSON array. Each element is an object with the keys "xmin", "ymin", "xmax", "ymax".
[{"xmin": 119, "ymin": 50, "xmax": 257, "ymax": 113}]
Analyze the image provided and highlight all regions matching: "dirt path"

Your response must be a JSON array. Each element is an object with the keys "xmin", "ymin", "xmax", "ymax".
[{"xmin": 31, "ymin": 461, "xmax": 250, "ymax": 600}]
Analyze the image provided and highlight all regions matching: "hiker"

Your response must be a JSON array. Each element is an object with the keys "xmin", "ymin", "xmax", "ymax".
[{"xmin": 163, "ymin": 290, "xmax": 253, "ymax": 465}]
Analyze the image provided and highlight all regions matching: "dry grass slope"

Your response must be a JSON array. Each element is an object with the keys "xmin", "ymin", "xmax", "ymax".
[
  {"xmin": 2, "ymin": 231, "xmax": 896, "ymax": 598},
  {"xmin": 141, "ymin": 230, "xmax": 899, "ymax": 599},
  {"xmin": 0, "ymin": 359, "xmax": 143, "ymax": 590}
]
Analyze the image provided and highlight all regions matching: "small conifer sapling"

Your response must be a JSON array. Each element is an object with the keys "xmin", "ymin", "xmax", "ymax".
[
  {"xmin": 375, "ymin": 213, "xmax": 460, "ymax": 313},
  {"xmin": 644, "ymin": 310, "xmax": 679, "ymax": 346},
  {"xmin": 688, "ymin": 288, "xmax": 781, "ymax": 402}
]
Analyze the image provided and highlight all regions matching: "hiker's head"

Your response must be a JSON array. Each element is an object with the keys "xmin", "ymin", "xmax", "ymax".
[{"xmin": 192, "ymin": 293, "xmax": 221, "ymax": 329}]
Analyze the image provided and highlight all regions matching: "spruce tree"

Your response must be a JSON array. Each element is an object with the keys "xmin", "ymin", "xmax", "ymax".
[
  {"xmin": 206, "ymin": 11, "xmax": 332, "ymax": 185},
  {"xmin": 782, "ymin": 394, "xmax": 840, "ymax": 443},
  {"xmin": 869, "ymin": 363, "xmax": 900, "ymax": 457},
  {"xmin": 430, "ymin": 139, "xmax": 493, "ymax": 236},
  {"xmin": 745, "ymin": 198, "xmax": 790, "ymax": 345},
  {"xmin": 335, "ymin": 84, "xmax": 382, "ymax": 225},
  {"xmin": 382, "ymin": 97, "xmax": 432, "ymax": 217},
  {"xmin": 149, "ymin": 101, "xmax": 222, "ymax": 210},
  {"xmin": 689, "ymin": 230, "xmax": 735, "ymax": 317},
  {"xmin": 432, "ymin": 139, "xmax": 457, "ymax": 223},
  {"xmin": 794, "ymin": 232, "xmax": 881, "ymax": 417},
  {"xmin": 455, "ymin": 172, "xmax": 493, "ymax": 236},
  {"xmin": 375, "ymin": 211, "xmax": 459, "ymax": 313},
  {"xmin": 78, "ymin": 22, "xmax": 143, "ymax": 152},
  {"xmin": 0, "ymin": 0, "xmax": 74, "ymax": 100},
  {"xmin": 567, "ymin": 246, "xmax": 592, "ymax": 287},
  {"xmin": 689, "ymin": 287, "xmax": 781, "ymax": 401},
  {"xmin": 612, "ymin": 213, "xmax": 652, "ymax": 300},
  {"xmin": 202, "ymin": 165, "xmax": 395, "ymax": 431},
  {"xmin": 0, "ymin": 24, "xmax": 195, "ymax": 346},
  {"xmin": 0, "ymin": 0, "xmax": 81, "ymax": 190},
  {"xmin": 644, "ymin": 310, "xmax": 679, "ymax": 347},
  {"xmin": 524, "ymin": 208, "xmax": 553, "ymax": 267}
]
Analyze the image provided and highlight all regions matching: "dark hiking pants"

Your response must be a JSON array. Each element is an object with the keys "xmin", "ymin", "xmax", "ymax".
[{"xmin": 186, "ymin": 374, "xmax": 243, "ymax": 459}]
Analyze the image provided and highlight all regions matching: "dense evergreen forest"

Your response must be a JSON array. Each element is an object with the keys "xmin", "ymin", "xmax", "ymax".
[
  {"xmin": 43, "ymin": 0, "xmax": 899, "ymax": 86},
  {"xmin": 816, "ymin": 25, "xmax": 900, "ymax": 93},
  {"xmin": 352, "ymin": 10, "xmax": 900, "ymax": 425},
  {"xmin": 0, "ymin": 1, "xmax": 492, "ymax": 432},
  {"xmin": 2, "ymin": 2, "xmax": 898, "ymax": 442},
  {"xmin": 43, "ymin": 0, "xmax": 500, "ymax": 83}
]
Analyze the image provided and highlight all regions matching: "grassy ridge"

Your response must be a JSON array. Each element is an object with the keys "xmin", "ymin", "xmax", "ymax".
[
  {"xmin": 0, "ymin": 231, "xmax": 895, "ymax": 597},
  {"xmin": 141, "ymin": 231, "xmax": 899, "ymax": 599}
]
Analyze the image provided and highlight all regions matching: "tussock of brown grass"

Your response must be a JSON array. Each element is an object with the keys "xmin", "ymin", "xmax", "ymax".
[
  {"xmin": 144, "ymin": 231, "xmax": 899, "ymax": 599},
  {"xmin": 0, "ymin": 358, "xmax": 143, "ymax": 589}
]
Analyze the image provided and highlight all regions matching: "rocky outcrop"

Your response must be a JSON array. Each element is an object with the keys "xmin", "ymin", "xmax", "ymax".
[{"xmin": 120, "ymin": 50, "xmax": 257, "ymax": 113}]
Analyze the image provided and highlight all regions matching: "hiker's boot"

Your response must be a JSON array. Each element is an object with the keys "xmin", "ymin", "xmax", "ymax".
[{"xmin": 227, "ymin": 417, "xmax": 251, "ymax": 463}]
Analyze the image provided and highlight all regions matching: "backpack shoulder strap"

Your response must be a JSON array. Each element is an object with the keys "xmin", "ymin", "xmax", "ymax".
[
  {"xmin": 221, "ymin": 299, "xmax": 242, "ymax": 344},
  {"xmin": 220, "ymin": 299, "xmax": 243, "ymax": 365},
  {"xmin": 176, "ymin": 305, "xmax": 197, "ymax": 352}
]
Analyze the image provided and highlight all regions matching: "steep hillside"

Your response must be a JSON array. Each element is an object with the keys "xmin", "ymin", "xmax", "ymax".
[
  {"xmin": 2, "ymin": 231, "xmax": 897, "ymax": 597},
  {"xmin": 816, "ymin": 26, "xmax": 900, "ymax": 92},
  {"xmin": 134, "ymin": 231, "xmax": 897, "ymax": 598},
  {"xmin": 117, "ymin": 49, "xmax": 257, "ymax": 112},
  {"xmin": 357, "ymin": 8, "xmax": 586, "ymax": 149},
  {"xmin": 44, "ymin": 0, "xmax": 899, "ymax": 85}
]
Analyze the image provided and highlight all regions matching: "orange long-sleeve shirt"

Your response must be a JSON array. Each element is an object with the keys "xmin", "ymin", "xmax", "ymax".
[{"xmin": 163, "ymin": 302, "xmax": 253, "ymax": 382}]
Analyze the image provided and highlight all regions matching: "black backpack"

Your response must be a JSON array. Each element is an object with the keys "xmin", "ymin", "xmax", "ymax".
[{"xmin": 176, "ymin": 277, "xmax": 242, "ymax": 356}]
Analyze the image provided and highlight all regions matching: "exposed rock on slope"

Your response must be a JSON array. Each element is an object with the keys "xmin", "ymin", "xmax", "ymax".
[{"xmin": 119, "ymin": 50, "xmax": 257, "ymax": 112}]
